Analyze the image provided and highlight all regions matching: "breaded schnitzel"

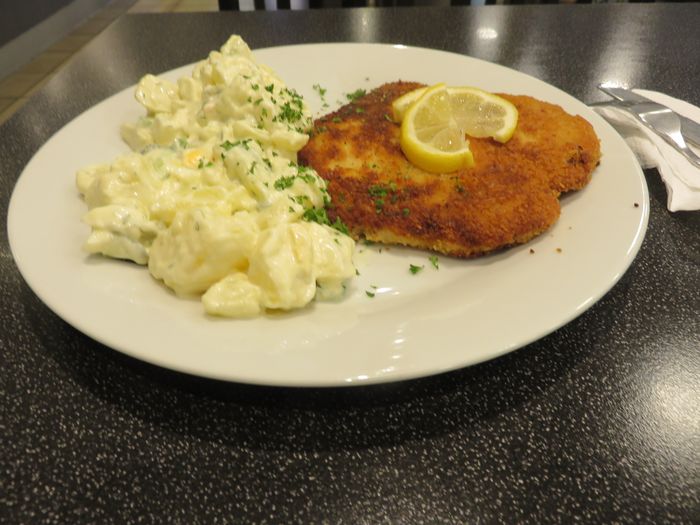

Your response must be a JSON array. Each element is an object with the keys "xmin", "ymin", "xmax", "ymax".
[{"xmin": 298, "ymin": 82, "xmax": 601, "ymax": 257}]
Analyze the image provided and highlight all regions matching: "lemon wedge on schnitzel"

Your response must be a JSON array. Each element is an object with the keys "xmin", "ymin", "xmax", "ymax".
[
  {"xmin": 398, "ymin": 83, "xmax": 519, "ymax": 173},
  {"xmin": 400, "ymin": 84, "xmax": 475, "ymax": 173},
  {"xmin": 391, "ymin": 86, "xmax": 427, "ymax": 122}
]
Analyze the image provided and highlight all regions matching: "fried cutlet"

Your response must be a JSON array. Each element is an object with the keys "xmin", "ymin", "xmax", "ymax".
[{"xmin": 298, "ymin": 81, "xmax": 601, "ymax": 258}]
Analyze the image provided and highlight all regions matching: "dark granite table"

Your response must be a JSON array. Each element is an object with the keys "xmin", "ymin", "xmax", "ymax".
[{"xmin": 1, "ymin": 4, "xmax": 698, "ymax": 523}]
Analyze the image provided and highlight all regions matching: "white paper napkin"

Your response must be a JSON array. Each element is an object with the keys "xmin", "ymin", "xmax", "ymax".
[{"xmin": 592, "ymin": 89, "xmax": 700, "ymax": 212}]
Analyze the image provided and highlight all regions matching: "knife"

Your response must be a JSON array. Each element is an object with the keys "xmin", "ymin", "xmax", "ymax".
[{"xmin": 598, "ymin": 84, "xmax": 700, "ymax": 148}]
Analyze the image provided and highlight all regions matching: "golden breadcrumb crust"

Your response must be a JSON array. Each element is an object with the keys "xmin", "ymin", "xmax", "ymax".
[{"xmin": 298, "ymin": 81, "xmax": 601, "ymax": 257}]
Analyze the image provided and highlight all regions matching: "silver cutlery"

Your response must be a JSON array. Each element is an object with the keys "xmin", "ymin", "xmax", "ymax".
[
  {"xmin": 620, "ymin": 102, "xmax": 700, "ymax": 169},
  {"xmin": 597, "ymin": 84, "xmax": 700, "ymax": 148}
]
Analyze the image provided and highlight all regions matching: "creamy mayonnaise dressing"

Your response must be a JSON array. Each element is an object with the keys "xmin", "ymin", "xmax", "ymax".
[{"xmin": 76, "ymin": 36, "xmax": 355, "ymax": 317}]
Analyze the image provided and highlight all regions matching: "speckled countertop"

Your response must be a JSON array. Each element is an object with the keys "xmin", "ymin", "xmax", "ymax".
[{"xmin": 1, "ymin": 4, "xmax": 699, "ymax": 523}]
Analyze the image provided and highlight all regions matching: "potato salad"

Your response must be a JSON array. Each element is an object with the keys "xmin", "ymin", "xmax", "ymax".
[{"xmin": 76, "ymin": 35, "xmax": 356, "ymax": 317}]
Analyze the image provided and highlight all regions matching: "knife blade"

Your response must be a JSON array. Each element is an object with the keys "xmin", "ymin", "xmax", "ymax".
[{"xmin": 598, "ymin": 84, "xmax": 700, "ymax": 147}]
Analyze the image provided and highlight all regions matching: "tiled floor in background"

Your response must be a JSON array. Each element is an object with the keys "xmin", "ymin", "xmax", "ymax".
[{"xmin": 0, "ymin": 0, "xmax": 219, "ymax": 124}]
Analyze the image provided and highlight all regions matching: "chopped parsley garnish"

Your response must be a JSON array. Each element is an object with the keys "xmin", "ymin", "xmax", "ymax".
[
  {"xmin": 265, "ymin": 84, "xmax": 275, "ymax": 93},
  {"xmin": 429, "ymin": 255, "xmax": 439, "ymax": 269},
  {"xmin": 368, "ymin": 185, "xmax": 388, "ymax": 198},
  {"xmin": 346, "ymin": 88, "xmax": 366, "ymax": 101},
  {"xmin": 366, "ymin": 290, "xmax": 375, "ymax": 298},
  {"xmin": 368, "ymin": 183, "xmax": 399, "ymax": 213},
  {"xmin": 220, "ymin": 139, "xmax": 251, "ymax": 151},
  {"xmin": 331, "ymin": 217, "xmax": 349, "ymax": 235},
  {"xmin": 301, "ymin": 207, "xmax": 350, "ymax": 236},
  {"xmin": 176, "ymin": 137, "xmax": 188, "ymax": 149},
  {"xmin": 274, "ymin": 176, "xmax": 296, "ymax": 190},
  {"xmin": 332, "ymin": 117, "xmax": 342, "ymax": 123},
  {"xmin": 297, "ymin": 174, "xmax": 315, "ymax": 186},
  {"xmin": 313, "ymin": 84, "xmax": 327, "ymax": 96},
  {"xmin": 409, "ymin": 264, "xmax": 424, "ymax": 275},
  {"xmin": 278, "ymin": 102, "xmax": 304, "ymax": 123},
  {"xmin": 302, "ymin": 207, "xmax": 330, "ymax": 224}
]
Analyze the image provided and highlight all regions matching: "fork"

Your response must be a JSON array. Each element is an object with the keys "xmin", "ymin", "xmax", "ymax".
[
  {"xmin": 603, "ymin": 101, "xmax": 700, "ymax": 169},
  {"xmin": 630, "ymin": 102, "xmax": 700, "ymax": 169}
]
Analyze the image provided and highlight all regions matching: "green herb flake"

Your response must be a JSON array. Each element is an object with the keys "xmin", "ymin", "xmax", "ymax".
[
  {"xmin": 429, "ymin": 255, "xmax": 439, "ymax": 269},
  {"xmin": 220, "ymin": 139, "xmax": 251, "ymax": 151},
  {"xmin": 331, "ymin": 217, "xmax": 350, "ymax": 236},
  {"xmin": 409, "ymin": 264, "xmax": 424, "ymax": 275},
  {"xmin": 332, "ymin": 116, "xmax": 342, "ymax": 123},
  {"xmin": 302, "ymin": 207, "xmax": 330, "ymax": 225},
  {"xmin": 365, "ymin": 290, "xmax": 375, "ymax": 298},
  {"xmin": 368, "ymin": 185, "xmax": 388, "ymax": 198},
  {"xmin": 346, "ymin": 88, "xmax": 367, "ymax": 101},
  {"xmin": 274, "ymin": 176, "xmax": 296, "ymax": 190},
  {"xmin": 278, "ymin": 102, "xmax": 304, "ymax": 124},
  {"xmin": 301, "ymin": 206, "xmax": 350, "ymax": 237}
]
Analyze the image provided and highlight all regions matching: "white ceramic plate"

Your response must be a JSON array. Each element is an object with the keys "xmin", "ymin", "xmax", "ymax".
[{"xmin": 8, "ymin": 43, "xmax": 648, "ymax": 387}]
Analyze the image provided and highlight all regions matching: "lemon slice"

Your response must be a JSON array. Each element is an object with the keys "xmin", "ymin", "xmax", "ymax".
[
  {"xmin": 396, "ymin": 85, "xmax": 518, "ymax": 142},
  {"xmin": 399, "ymin": 84, "xmax": 519, "ymax": 173},
  {"xmin": 391, "ymin": 86, "xmax": 427, "ymax": 122},
  {"xmin": 446, "ymin": 86, "xmax": 519, "ymax": 143},
  {"xmin": 400, "ymin": 83, "xmax": 475, "ymax": 173}
]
